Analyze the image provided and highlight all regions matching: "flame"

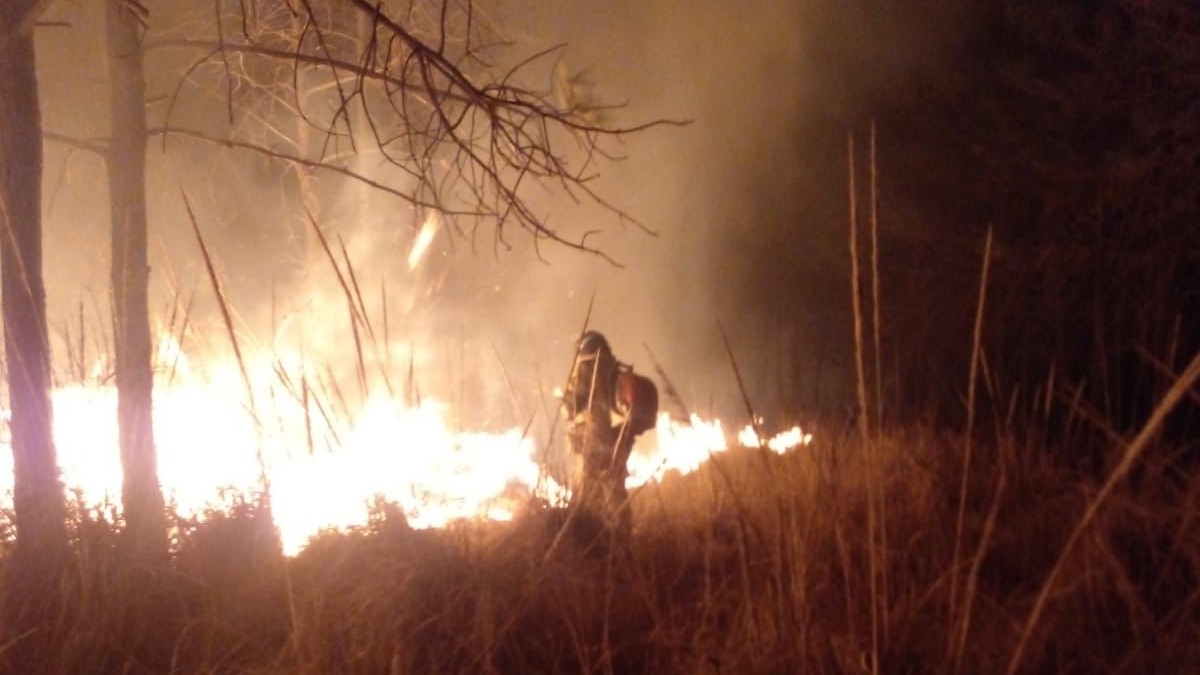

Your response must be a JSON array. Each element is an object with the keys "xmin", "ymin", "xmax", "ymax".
[
  {"xmin": 627, "ymin": 413, "xmax": 729, "ymax": 485},
  {"xmin": 407, "ymin": 210, "xmax": 440, "ymax": 270},
  {"xmin": 0, "ymin": 356, "xmax": 811, "ymax": 555},
  {"xmin": 270, "ymin": 394, "xmax": 554, "ymax": 543},
  {"xmin": 736, "ymin": 423, "xmax": 814, "ymax": 454},
  {"xmin": 626, "ymin": 413, "xmax": 812, "ymax": 487}
]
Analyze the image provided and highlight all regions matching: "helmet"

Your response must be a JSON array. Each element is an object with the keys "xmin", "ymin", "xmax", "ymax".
[
  {"xmin": 565, "ymin": 330, "xmax": 616, "ymax": 416},
  {"xmin": 577, "ymin": 330, "xmax": 611, "ymax": 357}
]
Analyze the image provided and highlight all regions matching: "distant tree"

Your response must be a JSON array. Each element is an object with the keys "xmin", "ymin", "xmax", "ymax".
[
  {"xmin": 0, "ymin": 0, "xmax": 69, "ymax": 624},
  {"xmin": 107, "ymin": 0, "xmax": 167, "ymax": 563}
]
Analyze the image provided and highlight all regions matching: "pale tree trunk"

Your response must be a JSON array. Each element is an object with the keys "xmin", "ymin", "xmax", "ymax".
[
  {"xmin": 0, "ymin": 0, "xmax": 68, "ymax": 578},
  {"xmin": 107, "ymin": 0, "xmax": 166, "ymax": 562}
]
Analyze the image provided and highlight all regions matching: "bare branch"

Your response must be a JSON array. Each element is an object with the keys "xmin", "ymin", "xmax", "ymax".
[
  {"xmin": 42, "ymin": 131, "xmax": 109, "ymax": 157},
  {"xmin": 159, "ymin": 0, "xmax": 689, "ymax": 258}
]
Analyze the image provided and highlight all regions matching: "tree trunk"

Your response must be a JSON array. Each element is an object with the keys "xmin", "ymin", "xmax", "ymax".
[
  {"xmin": 107, "ymin": 0, "xmax": 166, "ymax": 562},
  {"xmin": 0, "ymin": 2, "xmax": 68, "ymax": 571}
]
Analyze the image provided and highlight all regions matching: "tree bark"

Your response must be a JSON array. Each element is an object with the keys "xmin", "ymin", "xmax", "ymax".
[
  {"xmin": 107, "ymin": 0, "xmax": 166, "ymax": 562},
  {"xmin": 0, "ymin": 2, "xmax": 68, "ymax": 569}
]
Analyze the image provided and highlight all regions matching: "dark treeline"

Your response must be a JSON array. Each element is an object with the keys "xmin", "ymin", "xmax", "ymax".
[
  {"xmin": 907, "ymin": 1, "xmax": 1197, "ymax": 443},
  {"xmin": 754, "ymin": 1, "xmax": 1200, "ymax": 446}
]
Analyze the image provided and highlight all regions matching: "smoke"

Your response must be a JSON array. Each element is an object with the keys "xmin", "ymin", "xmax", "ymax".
[
  {"xmin": 496, "ymin": 0, "xmax": 976, "ymax": 423},
  {"xmin": 31, "ymin": 0, "xmax": 970, "ymax": 445},
  {"xmin": 486, "ymin": 0, "xmax": 821, "ymax": 421},
  {"xmin": 494, "ymin": 0, "xmax": 874, "ymax": 421}
]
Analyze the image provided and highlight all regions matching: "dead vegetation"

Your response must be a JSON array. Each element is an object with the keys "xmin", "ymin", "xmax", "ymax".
[{"xmin": 1, "ymin": 417, "xmax": 1196, "ymax": 675}]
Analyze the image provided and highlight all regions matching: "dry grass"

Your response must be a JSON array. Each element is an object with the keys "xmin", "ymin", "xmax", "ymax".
[
  {"xmin": 3, "ymin": 186, "xmax": 1196, "ymax": 673},
  {"xmin": 0, "ymin": 418, "xmax": 1196, "ymax": 675}
]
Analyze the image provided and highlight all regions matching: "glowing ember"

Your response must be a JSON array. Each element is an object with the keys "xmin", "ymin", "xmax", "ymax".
[
  {"xmin": 407, "ymin": 210, "xmax": 441, "ymax": 270},
  {"xmin": 0, "ymin": 372, "xmax": 811, "ymax": 555}
]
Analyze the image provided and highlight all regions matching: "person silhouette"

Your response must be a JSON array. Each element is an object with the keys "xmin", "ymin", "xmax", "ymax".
[{"xmin": 562, "ymin": 330, "xmax": 658, "ymax": 534}]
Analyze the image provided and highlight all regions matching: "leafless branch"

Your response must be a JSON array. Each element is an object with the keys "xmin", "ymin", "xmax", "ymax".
[
  {"xmin": 150, "ymin": 124, "xmax": 624, "ymax": 262},
  {"xmin": 157, "ymin": 0, "xmax": 688, "ymax": 258},
  {"xmin": 42, "ymin": 131, "xmax": 109, "ymax": 157}
]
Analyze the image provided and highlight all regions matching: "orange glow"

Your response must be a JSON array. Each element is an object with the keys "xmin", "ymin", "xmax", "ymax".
[
  {"xmin": 0, "ymin": 358, "xmax": 812, "ymax": 555},
  {"xmin": 737, "ymin": 423, "xmax": 814, "ymax": 454},
  {"xmin": 626, "ymin": 413, "xmax": 812, "ymax": 487}
]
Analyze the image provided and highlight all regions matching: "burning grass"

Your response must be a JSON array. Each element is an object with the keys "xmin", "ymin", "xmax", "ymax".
[
  {"xmin": 2, "ymin": 424, "xmax": 1196, "ymax": 675},
  {"xmin": 3, "ymin": 203, "xmax": 1196, "ymax": 670}
]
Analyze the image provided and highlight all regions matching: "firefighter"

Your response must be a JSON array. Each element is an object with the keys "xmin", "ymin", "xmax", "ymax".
[{"xmin": 562, "ymin": 330, "xmax": 658, "ymax": 533}]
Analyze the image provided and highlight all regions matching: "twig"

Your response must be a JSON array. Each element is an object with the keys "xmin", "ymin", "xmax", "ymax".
[
  {"xmin": 716, "ymin": 319, "xmax": 761, "ymax": 449},
  {"xmin": 642, "ymin": 342, "xmax": 689, "ymax": 422},
  {"xmin": 868, "ymin": 120, "xmax": 890, "ymax": 648},
  {"xmin": 948, "ymin": 224, "xmax": 993, "ymax": 661},
  {"xmin": 181, "ymin": 189, "xmax": 268, "ymax": 497},
  {"xmin": 541, "ymin": 291, "xmax": 597, "ymax": 564},
  {"xmin": 848, "ymin": 129, "xmax": 879, "ymax": 675}
]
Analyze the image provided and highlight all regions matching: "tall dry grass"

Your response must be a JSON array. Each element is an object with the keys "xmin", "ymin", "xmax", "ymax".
[
  {"xmin": 0, "ymin": 412, "xmax": 1196, "ymax": 674},
  {"xmin": 2, "ymin": 171, "xmax": 1198, "ymax": 674}
]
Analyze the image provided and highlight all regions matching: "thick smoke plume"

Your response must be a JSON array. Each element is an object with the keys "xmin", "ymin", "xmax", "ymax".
[{"xmin": 33, "ymin": 0, "xmax": 970, "ymax": 446}]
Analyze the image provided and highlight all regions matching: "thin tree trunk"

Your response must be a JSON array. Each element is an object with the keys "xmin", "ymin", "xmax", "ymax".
[
  {"xmin": 107, "ymin": 0, "xmax": 166, "ymax": 562},
  {"xmin": 0, "ymin": 0, "xmax": 68, "ymax": 573}
]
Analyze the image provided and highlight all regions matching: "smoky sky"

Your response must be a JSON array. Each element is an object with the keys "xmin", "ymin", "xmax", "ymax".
[
  {"xmin": 31, "ymin": 1, "xmax": 972, "ymax": 438},
  {"xmin": 495, "ymin": 0, "xmax": 972, "ymax": 420}
]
